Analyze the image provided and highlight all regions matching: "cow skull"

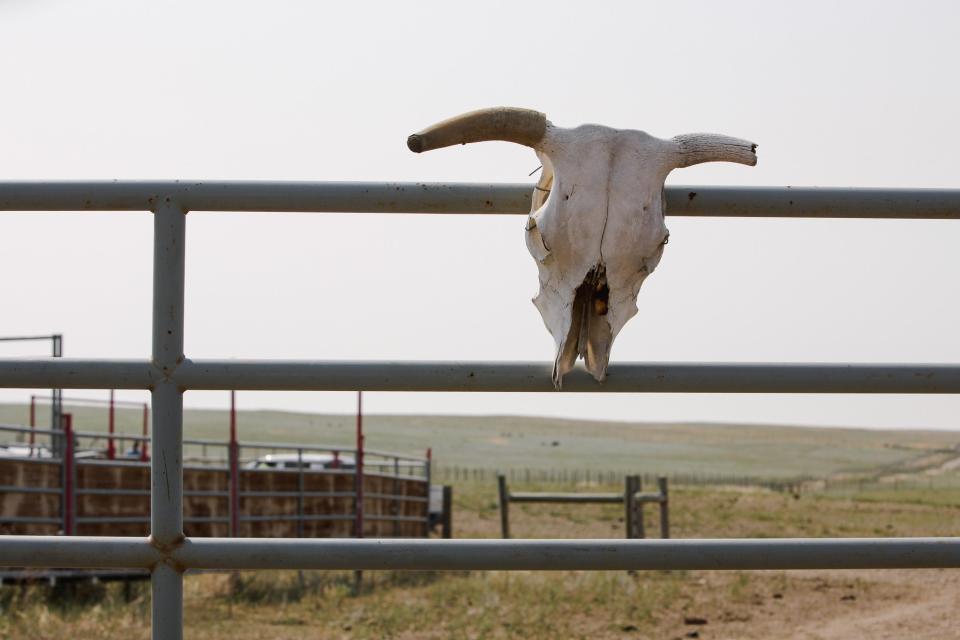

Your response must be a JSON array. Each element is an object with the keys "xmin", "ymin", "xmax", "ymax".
[{"xmin": 408, "ymin": 107, "xmax": 757, "ymax": 388}]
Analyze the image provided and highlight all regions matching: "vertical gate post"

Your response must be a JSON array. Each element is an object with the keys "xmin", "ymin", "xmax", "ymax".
[
  {"xmin": 624, "ymin": 475, "xmax": 636, "ymax": 539},
  {"xmin": 28, "ymin": 395, "xmax": 35, "ymax": 451},
  {"xmin": 392, "ymin": 456, "xmax": 401, "ymax": 538},
  {"xmin": 658, "ymin": 476, "xmax": 670, "ymax": 539},
  {"xmin": 353, "ymin": 392, "xmax": 364, "ymax": 592},
  {"xmin": 151, "ymin": 201, "xmax": 186, "ymax": 640},
  {"xmin": 107, "ymin": 389, "xmax": 116, "ymax": 460},
  {"xmin": 229, "ymin": 391, "xmax": 239, "ymax": 538},
  {"xmin": 141, "ymin": 404, "xmax": 149, "ymax": 462},
  {"xmin": 497, "ymin": 474, "xmax": 510, "ymax": 539},
  {"xmin": 424, "ymin": 448, "xmax": 432, "ymax": 537},
  {"xmin": 51, "ymin": 334, "xmax": 63, "ymax": 457},
  {"xmin": 296, "ymin": 448, "xmax": 304, "ymax": 539},
  {"xmin": 354, "ymin": 391, "xmax": 364, "ymax": 538},
  {"xmin": 62, "ymin": 413, "xmax": 75, "ymax": 536}
]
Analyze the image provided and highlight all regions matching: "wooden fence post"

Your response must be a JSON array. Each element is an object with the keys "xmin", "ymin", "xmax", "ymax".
[
  {"xmin": 634, "ymin": 475, "xmax": 646, "ymax": 539},
  {"xmin": 441, "ymin": 485, "xmax": 453, "ymax": 539},
  {"xmin": 497, "ymin": 474, "xmax": 510, "ymax": 539},
  {"xmin": 624, "ymin": 475, "xmax": 636, "ymax": 539},
  {"xmin": 658, "ymin": 476, "xmax": 670, "ymax": 539}
]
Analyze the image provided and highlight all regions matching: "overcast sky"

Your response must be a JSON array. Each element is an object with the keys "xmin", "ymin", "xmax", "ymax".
[{"xmin": 1, "ymin": 1, "xmax": 958, "ymax": 431}]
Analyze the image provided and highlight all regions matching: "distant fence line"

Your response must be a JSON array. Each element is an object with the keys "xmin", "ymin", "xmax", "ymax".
[
  {"xmin": 434, "ymin": 465, "xmax": 806, "ymax": 492},
  {"xmin": 820, "ymin": 475, "xmax": 960, "ymax": 494},
  {"xmin": 434, "ymin": 466, "xmax": 960, "ymax": 495}
]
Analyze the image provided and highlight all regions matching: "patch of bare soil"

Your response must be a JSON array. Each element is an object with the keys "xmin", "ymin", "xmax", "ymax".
[{"xmin": 661, "ymin": 569, "xmax": 960, "ymax": 640}]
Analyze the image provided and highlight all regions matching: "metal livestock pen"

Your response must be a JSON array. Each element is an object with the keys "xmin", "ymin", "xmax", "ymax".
[{"xmin": 0, "ymin": 181, "xmax": 959, "ymax": 640}]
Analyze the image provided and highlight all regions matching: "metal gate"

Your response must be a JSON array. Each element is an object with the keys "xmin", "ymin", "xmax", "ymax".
[{"xmin": 1, "ymin": 181, "xmax": 959, "ymax": 640}]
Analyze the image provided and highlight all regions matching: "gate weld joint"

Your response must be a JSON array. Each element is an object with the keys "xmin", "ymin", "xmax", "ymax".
[
  {"xmin": 149, "ymin": 534, "xmax": 187, "ymax": 574},
  {"xmin": 150, "ymin": 197, "xmax": 188, "ymax": 215},
  {"xmin": 150, "ymin": 357, "xmax": 187, "ymax": 384}
]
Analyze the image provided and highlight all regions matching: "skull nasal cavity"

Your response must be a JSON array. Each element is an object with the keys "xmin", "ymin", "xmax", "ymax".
[{"xmin": 578, "ymin": 266, "xmax": 609, "ymax": 317}]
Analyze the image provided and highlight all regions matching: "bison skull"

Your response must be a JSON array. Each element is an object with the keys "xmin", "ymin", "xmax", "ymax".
[{"xmin": 408, "ymin": 107, "xmax": 757, "ymax": 388}]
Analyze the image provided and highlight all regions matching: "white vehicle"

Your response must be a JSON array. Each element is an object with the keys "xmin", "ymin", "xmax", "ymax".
[
  {"xmin": 428, "ymin": 484, "xmax": 445, "ymax": 529},
  {"xmin": 0, "ymin": 444, "xmax": 99, "ymax": 460},
  {"xmin": 244, "ymin": 452, "xmax": 356, "ymax": 470},
  {"xmin": 0, "ymin": 444, "xmax": 54, "ymax": 458}
]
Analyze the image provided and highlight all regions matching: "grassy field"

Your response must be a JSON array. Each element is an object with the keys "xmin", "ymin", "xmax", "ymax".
[
  {"xmin": 2, "ymin": 481, "xmax": 960, "ymax": 639},
  {"xmin": 2, "ymin": 403, "xmax": 958, "ymax": 480}
]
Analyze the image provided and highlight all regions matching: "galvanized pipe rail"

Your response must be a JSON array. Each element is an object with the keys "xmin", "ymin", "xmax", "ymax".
[
  {"xmin": 1, "ymin": 180, "xmax": 960, "ymax": 640},
  {"xmin": 0, "ymin": 536, "xmax": 958, "ymax": 571},
  {"xmin": 2, "ymin": 359, "xmax": 959, "ymax": 393},
  {"xmin": 1, "ymin": 181, "xmax": 959, "ymax": 218}
]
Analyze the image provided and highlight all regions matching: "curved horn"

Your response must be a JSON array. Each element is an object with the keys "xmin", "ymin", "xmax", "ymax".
[
  {"xmin": 672, "ymin": 133, "xmax": 758, "ymax": 168},
  {"xmin": 407, "ymin": 107, "xmax": 547, "ymax": 153}
]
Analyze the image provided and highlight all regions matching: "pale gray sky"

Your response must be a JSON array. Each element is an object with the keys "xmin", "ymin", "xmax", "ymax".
[{"xmin": 1, "ymin": 1, "xmax": 958, "ymax": 430}]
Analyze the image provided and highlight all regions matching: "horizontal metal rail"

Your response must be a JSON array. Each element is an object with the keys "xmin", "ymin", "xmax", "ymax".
[
  {"xmin": 365, "ymin": 492, "xmax": 429, "ymax": 503},
  {"xmin": 363, "ymin": 447, "xmax": 430, "ymax": 462},
  {"xmin": 2, "ymin": 536, "xmax": 960, "ymax": 571},
  {"xmin": 175, "ymin": 537, "xmax": 960, "ymax": 570},
  {"xmin": 0, "ymin": 485, "xmax": 61, "ymax": 495},
  {"xmin": 1, "ymin": 182, "xmax": 960, "ymax": 219},
  {"xmin": 2, "ymin": 358, "xmax": 959, "ymax": 393},
  {"xmin": 74, "ymin": 429, "xmax": 147, "ymax": 441},
  {"xmin": 0, "ymin": 516, "xmax": 61, "ymax": 525},
  {"xmin": 509, "ymin": 492, "xmax": 624, "ymax": 504},
  {"xmin": 42, "ymin": 396, "xmax": 146, "ymax": 409},
  {"xmin": 0, "ymin": 456, "xmax": 59, "ymax": 465},
  {"xmin": 239, "ymin": 490, "xmax": 357, "ymax": 498},
  {"xmin": 636, "ymin": 492, "xmax": 667, "ymax": 504},
  {"xmin": 73, "ymin": 516, "xmax": 229, "ymax": 525},
  {"xmin": 0, "ymin": 423, "xmax": 58, "ymax": 436},
  {"xmin": 69, "ymin": 488, "xmax": 229, "ymax": 498},
  {"xmin": 0, "ymin": 536, "xmax": 155, "ymax": 568},
  {"xmin": 0, "ymin": 359, "xmax": 156, "ymax": 389},
  {"xmin": 239, "ymin": 514, "xmax": 354, "ymax": 523},
  {"xmin": 235, "ymin": 439, "xmax": 351, "ymax": 453},
  {"xmin": 74, "ymin": 488, "xmax": 150, "ymax": 497},
  {"xmin": 364, "ymin": 515, "xmax": 429, "ymax": 523}
]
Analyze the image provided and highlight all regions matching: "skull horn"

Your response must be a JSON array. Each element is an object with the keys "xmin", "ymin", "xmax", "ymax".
[
  {"xmin": 407, "ymin": 107, "xmax": 548, "ymax": 153},
  {"xmin": 672, "ymin": 133, "xmax": 758, "ymax": 168}
]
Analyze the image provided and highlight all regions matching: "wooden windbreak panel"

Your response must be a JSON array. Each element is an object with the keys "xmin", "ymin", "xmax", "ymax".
[
  {"xmin": 184, "ymin": 467, "xmax": 230, "ymax": 537},
  {"xmin": 238, "ymin": 470, "xmax": 428, "ymax": 537},
  {"xmin": 76, "ymin": 462, "xmax": 149, "ymax": 536},
  {"xmin": 0, "ymin": 458, "xmax": 60, "ymax": 534},
  {"xmin": 362, "ymin": 473, "xmax": 429, "ymax": 537},
  {"xmin": 0, "ymin": 458, "xmax": 428, "ymax": 538}
]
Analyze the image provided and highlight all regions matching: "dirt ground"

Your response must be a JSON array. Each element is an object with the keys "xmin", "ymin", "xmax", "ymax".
[{"xmin": 646, "ymin": 569, "xmax": 960, "ymax": 640}]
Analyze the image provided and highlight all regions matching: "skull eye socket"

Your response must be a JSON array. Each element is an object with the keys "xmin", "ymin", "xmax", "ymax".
[{"xmin": 525, "ymin": 217, "xmax": 551, "ymax": 262}]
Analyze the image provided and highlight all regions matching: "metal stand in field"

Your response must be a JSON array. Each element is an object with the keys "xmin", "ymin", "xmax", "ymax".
[
  {"xmin": 0, "ymin": 334, "xmax": 63, "ymax": 453},
  {"xmin": 497, "ymin": 474, "xmax": 669, "ymax": 539}
]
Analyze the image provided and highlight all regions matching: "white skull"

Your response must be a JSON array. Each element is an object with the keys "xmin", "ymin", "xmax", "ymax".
[{"xmin": 408, "ymin": 108, "xmax": 757, "ymax": 387}]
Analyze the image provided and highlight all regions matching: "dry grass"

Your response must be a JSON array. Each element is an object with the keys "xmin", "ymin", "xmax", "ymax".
[{"xmin": 3, "ymin": 482, "xmax": 960, "ymax": 639}]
